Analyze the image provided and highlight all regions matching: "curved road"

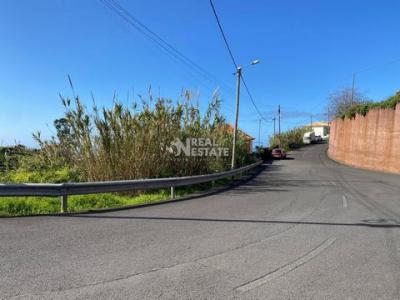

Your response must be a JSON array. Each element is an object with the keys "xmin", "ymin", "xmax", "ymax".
[{"xmin": 1, "ymin": 144, "xmax": 400, "ymax": 299}]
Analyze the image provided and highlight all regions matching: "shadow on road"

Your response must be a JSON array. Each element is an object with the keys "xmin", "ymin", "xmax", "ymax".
[{"xmin": 67, "ymin": 214, "xmax": 400, "ymax": 229}]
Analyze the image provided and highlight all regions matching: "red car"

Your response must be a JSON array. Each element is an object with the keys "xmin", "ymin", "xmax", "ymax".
[{"xmin": 271, "ymin": 148, "xmax": 287, "ymax": 159}]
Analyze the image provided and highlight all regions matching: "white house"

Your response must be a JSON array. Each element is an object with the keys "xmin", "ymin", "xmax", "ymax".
[{"xmin": 311, "ymin": 121, "xmax": 330, "ymax": 140}]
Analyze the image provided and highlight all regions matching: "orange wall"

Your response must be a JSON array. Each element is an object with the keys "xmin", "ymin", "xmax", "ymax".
[{"xmin": 328, "ymin": 104, "xmax": 400, "ymax": 174}]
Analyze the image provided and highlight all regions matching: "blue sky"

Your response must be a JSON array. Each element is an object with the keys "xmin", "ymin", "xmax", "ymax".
[{"xmin": 1, "ymin": 0, "xmax": 399, "ymax": 147}]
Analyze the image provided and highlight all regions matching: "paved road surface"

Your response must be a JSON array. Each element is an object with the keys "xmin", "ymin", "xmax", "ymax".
[{"xmin": 1, "ymin": 144, "xmax": 400, "ymax": 299}]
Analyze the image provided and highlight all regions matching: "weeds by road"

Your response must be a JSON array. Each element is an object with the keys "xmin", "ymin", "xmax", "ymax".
[{"xmin": 0, "ymin": 178, "xmax": 233, "ymax": 217}]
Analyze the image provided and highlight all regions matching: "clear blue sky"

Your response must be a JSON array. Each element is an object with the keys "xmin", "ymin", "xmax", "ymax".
[{"xmin": 1, "ymin": 0, "xmax": 399, "ymax": 147}]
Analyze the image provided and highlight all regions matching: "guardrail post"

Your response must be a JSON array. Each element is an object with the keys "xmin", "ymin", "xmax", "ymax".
[
  {"xmin": 60, "ymin": 194, "xmax": 68, "ymax": 213},
  {"xmin": 0, "ymin": 161, "xmax": 262, "ymax": 214}
]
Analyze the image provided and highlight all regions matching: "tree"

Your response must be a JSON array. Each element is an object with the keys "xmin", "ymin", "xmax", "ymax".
[{"xmin": 327, "ymin": 88, "xmax": 370, "ymax": 118}]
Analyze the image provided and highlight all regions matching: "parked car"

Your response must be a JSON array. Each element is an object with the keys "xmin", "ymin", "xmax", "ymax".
[{"xmin": 271, "ymin": 148, "xmax": 286, "ymax": 159}]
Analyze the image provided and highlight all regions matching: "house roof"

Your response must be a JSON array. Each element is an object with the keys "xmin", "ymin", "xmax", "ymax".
[
  {"xmin": 221, "ymin": 124, "xmax": 255, "ymax": 140},
  {"xmin": 311, "ymin": 121, "xmax": 329, "ymax": 127}
]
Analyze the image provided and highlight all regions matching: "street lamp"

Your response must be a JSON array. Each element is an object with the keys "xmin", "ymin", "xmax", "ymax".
[{"xmin": 231, "ymin": 59, "xmax": 260, "ymax": 170}]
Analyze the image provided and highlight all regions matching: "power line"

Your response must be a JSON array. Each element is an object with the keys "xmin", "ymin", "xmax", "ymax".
[
  {"xmin": 209, "ymin": 0, "xmax": 238, "ymax": 69},
  {"xmin": 357, "ymin": 57, "xmax": 400, "ymax": 74},
  {"xmin": 241, "ymin": 78, "xmax": 271, "ymax": 123},
  {"xmin": 100, "ymin": 0, "xmax": 235, "ymax": 97},
  {"xmin": 100, "ymin": 0, "xmax": 209, "ymax": 82},
  {"xmin": 110, "ymin": 0, "xmax": 232, "ymax": 86},
  {"xmin": 102, "ymin": 0, "xmax": 209, "ymax": 81},
  {"xmin": 208, "ymin": 0, "xmax": 270, "ymax": 124}
]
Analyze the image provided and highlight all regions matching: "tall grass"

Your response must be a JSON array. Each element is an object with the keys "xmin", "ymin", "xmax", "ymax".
[
  {"xmin": 24, "ymin": 89, "xmax": 252, "ymax": 183},
  {"xmin": 269, "ymin": 126, "xmax": 311, "ymax": 151},
  {"xmin": 0, "ymin": 89, "xmax": 255, "ymax": 215}
]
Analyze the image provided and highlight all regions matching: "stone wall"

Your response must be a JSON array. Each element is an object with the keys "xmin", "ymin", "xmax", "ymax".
[{"xmin": 328, "ymin": 104, "xmax": 400, "ymax": 174}]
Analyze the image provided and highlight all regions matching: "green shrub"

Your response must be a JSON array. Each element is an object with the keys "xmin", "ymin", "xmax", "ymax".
[
  {"xmin": 269, "ymin": 126, "xmax": 311, "ymax": 151},
  {"xmin": 0, "ymin": 193, "xmax": 168, "ymax": 216},
  {"xmin": 4, "ymin": 167, "xmax": 81, "ymax": 184},
  {"xmin": 0, "ymin": 176, "xmax": 236, "ymax": 216},
  {"xmin": 0, "ymin": 197, "xmax": 59, "ymax": 216},
  {"xmin": 339, "ymin": 90, "xmax": 400, "ymax": 119}
]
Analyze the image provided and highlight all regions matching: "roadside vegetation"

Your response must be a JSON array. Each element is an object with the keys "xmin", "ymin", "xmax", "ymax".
[
  {"xmin": 337, "ymin": 90, "xmax": 400, "ymax": 119},
  {"xmin": 327, "ymin": 87, "xmax": 370, "ymax": 118},
  {"xmin": 0, "ymin": 177, "xmax": 236, "ymax": 217},
  {"xmin": 268, "ymin": 126, "xmax": 311, "ymax": 152},
  {"xmin": 0, "ymin": 88, "xmax": 254, "ymax": 216},
  {"xmin": 326, "ymin": 88, "xmax": 400, "ymax": 120}
]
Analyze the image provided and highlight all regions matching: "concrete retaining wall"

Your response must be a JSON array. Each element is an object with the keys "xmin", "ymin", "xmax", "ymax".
[{"xmin": 328, "ymin": 104, "xmax": 400, "ymax": 174}]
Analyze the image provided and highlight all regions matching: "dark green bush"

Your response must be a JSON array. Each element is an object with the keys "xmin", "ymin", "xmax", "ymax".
[{"xmin": 340, "ymin": 90, "xmax": 400, "ymax": 119}]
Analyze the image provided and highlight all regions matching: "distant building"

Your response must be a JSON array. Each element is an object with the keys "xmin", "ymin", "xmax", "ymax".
[
  {"xmin": 310, "ymin": 121, "xmax": 330, "ymax": 140},
  {"xmin": 221, "ymin": 124, "xmax": 255, "ymax": 153}
]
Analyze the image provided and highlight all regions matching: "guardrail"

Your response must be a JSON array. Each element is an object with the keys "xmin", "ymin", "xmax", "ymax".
[{"xmin": 0, "ymin": 161, "xmax": 262, "ymax": 213}]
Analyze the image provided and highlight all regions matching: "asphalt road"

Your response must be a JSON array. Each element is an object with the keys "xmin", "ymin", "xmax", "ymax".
[{"xmin": 1, "ymin": 143, "xmax": 400, "ymax": 299}]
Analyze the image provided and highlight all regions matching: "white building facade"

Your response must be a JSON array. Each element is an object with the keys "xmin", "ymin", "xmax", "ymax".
[{"xmin": 311, "ymin": 122, "xmax": 330, "ymax": 140}]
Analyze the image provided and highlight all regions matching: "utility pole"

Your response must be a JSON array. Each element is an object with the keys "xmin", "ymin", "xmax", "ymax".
[
  {"xmin": 258, "ymin": 119, "xmax": 261, "ymax": 147},
  {"xmin": 351, "ymin": 72, "xmax": 356, "ymax": 106},
  {"xmin": 310, "ymin": 115, "xmax": 313, "ymax": 127},
  {"xmin": 231, "ymin": 67, "xmax": 241, "ymax": 170},
  {"xmin": 230, "ymin": 60, "xmax": 259, "ymax": 170},
  {"xmin": 272, "ymin": 117, "xmax": 276, "ymax": 146},
  {"xmin": 278, "ymin": 105, "xmax": 281, "ymax": 147}
]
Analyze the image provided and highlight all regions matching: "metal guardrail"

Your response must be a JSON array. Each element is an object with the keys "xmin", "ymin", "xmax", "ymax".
[{"xmin": 0, "ymin": 161, "xmax": 262, "ymax": 212}]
